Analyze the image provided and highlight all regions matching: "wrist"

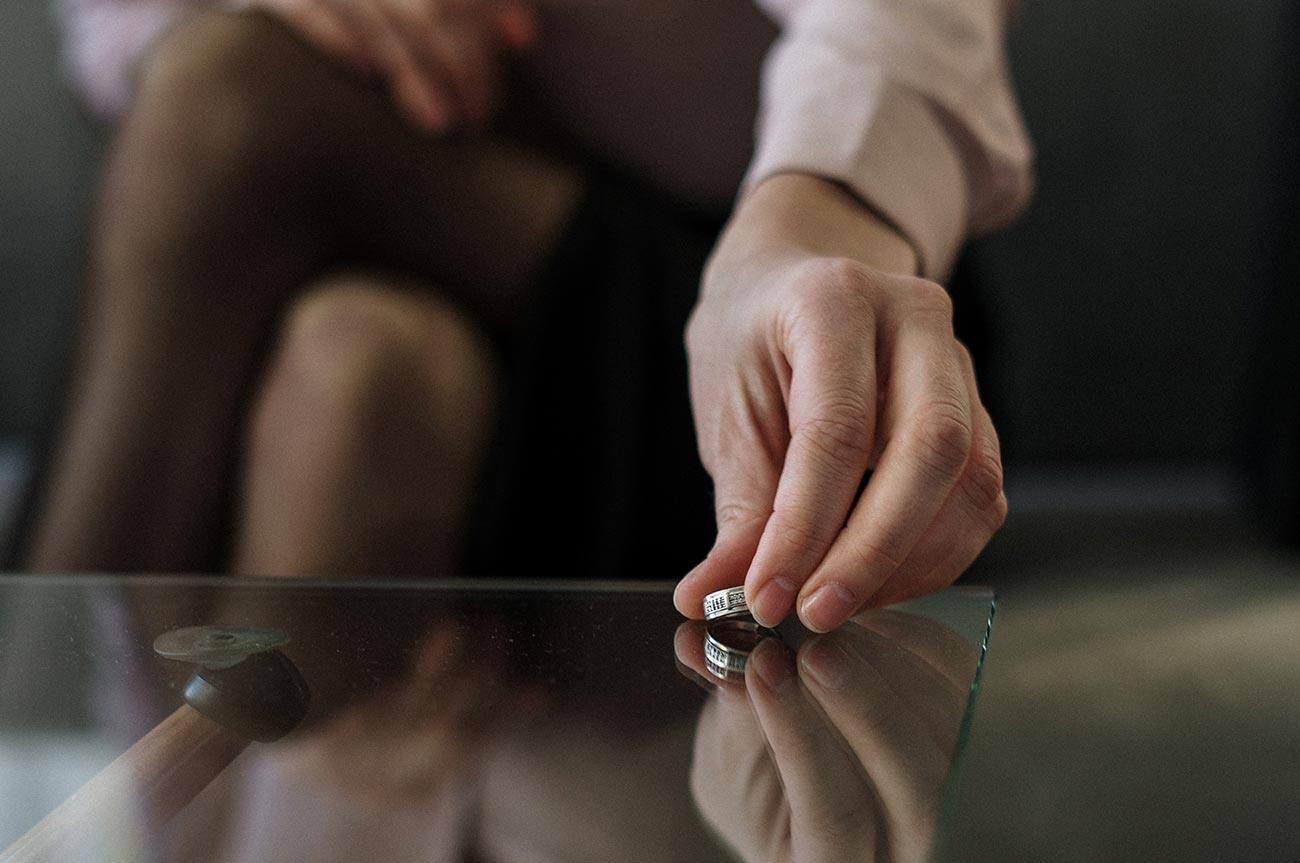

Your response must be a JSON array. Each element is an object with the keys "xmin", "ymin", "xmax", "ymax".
[{"xmin": 718, "ymin": 173, "xmax": 920, "ymax": 280}]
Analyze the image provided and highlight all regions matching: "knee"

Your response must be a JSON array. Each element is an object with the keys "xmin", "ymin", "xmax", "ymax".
[
  {"xmin": 126, "ymin": 11, "xmax": 320, "ymax": 181},
  {"xmin": 249, "ymin": 279, "xmax": 497, "ymax": 460}
]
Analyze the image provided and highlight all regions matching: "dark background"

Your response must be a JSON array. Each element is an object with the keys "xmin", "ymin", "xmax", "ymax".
[{"xmin": 2, "ymin": 0, "xmax": 1297, "ymax": 547}]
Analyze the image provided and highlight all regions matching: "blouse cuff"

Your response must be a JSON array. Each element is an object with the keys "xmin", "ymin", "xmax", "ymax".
[
  {"xmin": 743, "ymin": 39, "xmax": 970, "ymax": 280},
  {"xmin": 58, "ymin": 0, "xmax": 192, "ymax": 120}
]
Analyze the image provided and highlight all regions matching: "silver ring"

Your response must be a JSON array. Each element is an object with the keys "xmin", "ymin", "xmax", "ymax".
[
  {"xmin": 704, "ymin": 634, "xmax": 748, "ymax": 679},
  {"xmin": 703, "ymin": 586, "xmax": 750, "ymax": 621},
  {"xmin": 703, "ymin": 620, "xmax": 778, "ymax": 681}
]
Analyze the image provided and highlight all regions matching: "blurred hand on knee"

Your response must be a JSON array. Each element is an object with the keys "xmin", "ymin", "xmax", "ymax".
[{"xmin": 236, "ymin": 0, "xmax": 536, "ymax": 132}]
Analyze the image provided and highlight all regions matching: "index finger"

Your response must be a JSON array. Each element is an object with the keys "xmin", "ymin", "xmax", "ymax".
[
  {"xmin": 797, "ymin": 632, "xmax": 950, "ymax": 859},
  {"xmin": 799, "ymin": 307, "xmax": 972, "ymax": 632},
  {"xmin": 745, "ymin": 639, "xmax": 879, "ymax": 860},
  {"xmin": 742, "ymin": 284, "xmax": 878, "ymax": 627}
]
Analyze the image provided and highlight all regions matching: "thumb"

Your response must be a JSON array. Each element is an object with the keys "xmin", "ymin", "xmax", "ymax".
[{"xmin": 674, "ymin": 462, "xmax": 777, "ymax": 618}]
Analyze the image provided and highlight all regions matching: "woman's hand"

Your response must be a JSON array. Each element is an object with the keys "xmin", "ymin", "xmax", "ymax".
[
  {"xmin": 280, "ymin": 622, "xmax": 520, "ymax": 803},
  {"xmin": 675, "ymin": 174, "xmax": 1007, "ymax": 632},
  {"xmin": 237, "ymin": 0, "xmax": 535, "ymax": 133}
]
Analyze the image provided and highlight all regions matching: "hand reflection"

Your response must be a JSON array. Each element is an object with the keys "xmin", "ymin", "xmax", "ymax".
[
  {"xmin": 275, "ymin": 621, "xmax": 521, "ymax": 805},
  {"xmin": 675, "ymin": 611, "xmax": 977, "ymax": 863}
]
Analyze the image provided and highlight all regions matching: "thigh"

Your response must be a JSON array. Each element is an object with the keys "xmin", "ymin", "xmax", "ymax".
[
  {"xmin": 500, "ymin": 0, "xmax": 777, "ymax": 211},
  {"xmin": 141, "ymin": 10, "xmax": 586, "ymax": 327}
]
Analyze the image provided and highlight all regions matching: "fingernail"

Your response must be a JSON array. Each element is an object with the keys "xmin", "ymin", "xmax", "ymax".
[
  {"xmin": 676, "ymin": 558, "xmax": 707, "ymax": 605},
  {"xmin": 799, "ymin": 582, "xmax": 858, "ymax": 633},
  {"xmin": 672, "ymin": 581, "xmax": 688, "ymax": 613},
  {"xmin": 801, "ymin": 638, "xmax": 852, "ymax": 690},
  {"xmin": 751, "ymin": 577, "xmax": 797, "ymax": 627},
  {"xmin": 751, "ymin": 640, "xmax": 795, "ymax": 692}
]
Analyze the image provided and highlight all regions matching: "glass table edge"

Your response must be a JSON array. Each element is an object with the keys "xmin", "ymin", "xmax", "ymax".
[
  {"xmin": 934, "ymin": 591, "xmax": 997, "ymax": 860},
  {"xmin": 0, "ymin": 572, "xmax": 680, "ymax": 594},
  {"xmin": 0, "ymin": 574, "xmax": 998, "ymax": 603}
]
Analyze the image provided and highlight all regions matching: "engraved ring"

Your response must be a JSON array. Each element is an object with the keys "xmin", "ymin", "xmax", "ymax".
[
  {"xmin": 704, "ymin": 619, "xmax": 778, "ymax": 681},
  {"xmin": 703, "ymin": 586, "xmax": 750, "ymax": 621}
]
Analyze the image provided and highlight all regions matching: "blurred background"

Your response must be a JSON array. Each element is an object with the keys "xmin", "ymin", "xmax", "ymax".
[
  {"xmin": 1, "ymin": 0, "xmax": 1298, "ymax": 859},
  {"xmin": 3, "ymin": 0, "xmax": 1297, "ymax": 554}
]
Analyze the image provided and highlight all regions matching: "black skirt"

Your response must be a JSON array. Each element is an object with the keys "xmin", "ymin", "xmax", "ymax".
[{"xmin": 465, "ymin": 176, "xmax": 724, "ymax": 580}]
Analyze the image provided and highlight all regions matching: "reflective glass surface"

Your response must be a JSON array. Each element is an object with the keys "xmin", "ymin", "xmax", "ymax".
[{"xmin": 0, "ymin": 576, "xmax": 994, "ymax": 862}]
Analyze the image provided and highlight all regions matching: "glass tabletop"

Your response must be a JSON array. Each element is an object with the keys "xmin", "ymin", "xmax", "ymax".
[{"xmin": 0, "ymin": 575, "xmax": 994, "ymax": 862}]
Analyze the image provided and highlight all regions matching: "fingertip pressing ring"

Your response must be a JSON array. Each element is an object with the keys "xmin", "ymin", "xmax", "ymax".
[
  {"xmin": 799, "ymin": 581, "xmax": 858, "ymax": 633},
  {"xmin": 750, "ymin": 577, "xmax": 797, "ymax": 627}
]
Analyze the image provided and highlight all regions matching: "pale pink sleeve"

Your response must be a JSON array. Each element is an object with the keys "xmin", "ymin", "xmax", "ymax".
[
  {"xmin": 746, "ymin": 0, "xmax": 1034, "ymax": 279},
  {"xmin": 55, "ymin": 0, "xmax": 200, "ymax": 119}
]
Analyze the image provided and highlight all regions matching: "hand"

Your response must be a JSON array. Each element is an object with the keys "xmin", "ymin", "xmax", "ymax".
[
  {"xmin": 675, "ymin": 610, "xmax": 976, "ymax": 863},
  {"xmin": 288, "ymin": 625, "xmax": 501, "ymax": 800},
  {"xmin": 278, "ymin": 622, "xmax": 526, "ymax": 803},
  {"xmin": 237, "ymin": 0, "xmax": 536, "ymax": 132},
  {"xmin": 674, "ymin": 174, "xmax": 1007, "ymax": 632}
]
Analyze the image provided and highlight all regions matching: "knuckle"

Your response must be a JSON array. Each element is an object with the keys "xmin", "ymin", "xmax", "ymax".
[
  {"xmin": 785, "ymin": 258, "xmax": 875, "ymax": 318},
  {"xmin": 906, "ymin": 279, "xmax": 954, "ymax": 317},
  {"xmin": 715, "ymin": 501, "xmax": 768, "ymax": 531},
  {"xmin": 958, "ymin": 444, "xmax": 1006, "ymax": 519},
  {"xmin": 908, "ymin": 403, "xmax": 974, "ymax": 478},
  {"xmin": 844, "ymin": 535, "xmax": 905, "ymax": 578},
  {"xmin": 954, "ymin": 339, "xmax": 975, "ymax": 371},
  {"xmin": 795, "ymin": 405, "xmax": 873, "ymax": 475},
  {"xmin": 991, "ymin": 491, "xmax": 1010, "ymax": 529},
  {"xmin": 809, "ymin": 257, "xmax": 874, "ymax": 294},
  {"xmin": 768, "ymin": 507, "xmax": 837, "ymax": 554}
]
